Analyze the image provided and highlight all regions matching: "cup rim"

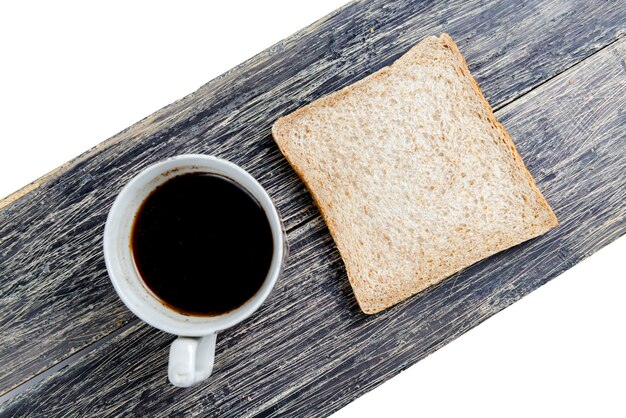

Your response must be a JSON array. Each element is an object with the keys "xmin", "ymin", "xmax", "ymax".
[{"xmin": 103, "ymin": 154, "xmax": 284, "ymax": 336}]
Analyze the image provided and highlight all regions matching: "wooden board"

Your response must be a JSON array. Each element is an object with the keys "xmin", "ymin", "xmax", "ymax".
[
  {"xmin": 0, "ymin": 0, "xmax": 625, "ymax": 414},
  {"xmin": 2, "ymin": 40, "xmax": 625, "ymax": 416}
]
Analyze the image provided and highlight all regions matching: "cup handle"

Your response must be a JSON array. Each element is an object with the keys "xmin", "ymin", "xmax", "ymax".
[{"xmin": 168, "ymin": 333, "xmax": 217, "ymax": 387}]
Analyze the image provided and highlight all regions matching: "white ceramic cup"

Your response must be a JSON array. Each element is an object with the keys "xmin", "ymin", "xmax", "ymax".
[{"xmin": 103, "ymin": 155, "xmax": 285, "ymax": 387}]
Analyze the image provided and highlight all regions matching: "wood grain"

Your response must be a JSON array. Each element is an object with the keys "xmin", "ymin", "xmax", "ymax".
[
  {"xmin": 1, "ymin": 0, "xmax": 624, "ymax": 395},
  {"xmin": 1, "ymin": 33, "xmax": 624, "ymax": 417}
]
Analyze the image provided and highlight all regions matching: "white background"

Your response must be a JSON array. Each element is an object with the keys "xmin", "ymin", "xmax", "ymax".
[{"xmin": 1, "ymin": 1, "xmax": 624, "ymax": 417}]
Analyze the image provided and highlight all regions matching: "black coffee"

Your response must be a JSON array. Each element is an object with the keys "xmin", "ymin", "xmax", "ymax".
[{"xmin": 131, "ymin": 172, "xmax": 273, "ymax": 316}]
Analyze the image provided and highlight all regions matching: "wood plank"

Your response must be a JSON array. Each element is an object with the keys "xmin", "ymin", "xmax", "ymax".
[
  {"xmin": 1, "ymin": 0, "xmax": 624, "ymax": 395},
  {"xmin": 2, "ymin": 37, "xmax": 624, "ymax": 417}
]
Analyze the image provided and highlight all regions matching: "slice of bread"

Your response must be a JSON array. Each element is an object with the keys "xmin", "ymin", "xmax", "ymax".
[{"xmin": 272, "ymin": 34, "xmax": 558, "ymax": 314}]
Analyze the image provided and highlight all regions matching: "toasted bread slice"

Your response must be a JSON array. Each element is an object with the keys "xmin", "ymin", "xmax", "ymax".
[{"xmin": 272, "ymin": 34, "xmax": 557, "ymax": 314}]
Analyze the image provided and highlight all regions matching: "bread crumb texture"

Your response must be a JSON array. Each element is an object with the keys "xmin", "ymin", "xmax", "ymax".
[{"xmin": 272, "ymin": 34, "xmax": 557, "ymax": 314}]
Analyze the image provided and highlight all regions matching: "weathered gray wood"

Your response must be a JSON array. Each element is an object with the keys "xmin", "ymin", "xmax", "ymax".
[
  {"xmin": 1, "ymin": 0, "xmax": 624, "ymax": 395},
  {"xmin": 2, "ymin": 36, "xmax": 624, "ymax": 417}
]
